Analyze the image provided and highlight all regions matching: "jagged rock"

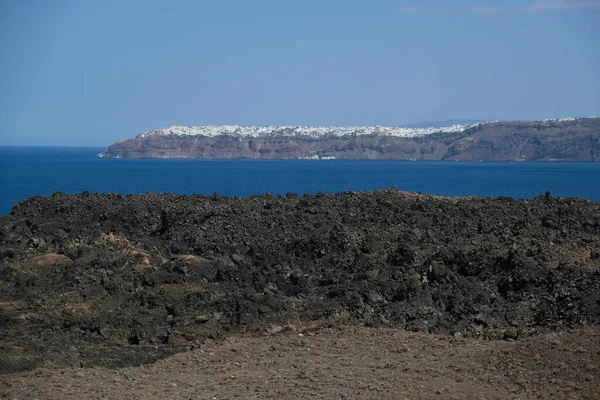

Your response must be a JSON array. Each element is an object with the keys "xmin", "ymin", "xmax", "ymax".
[{"xmin": 0, "ymin": 189, "xmax": 599, "ymax": 373}]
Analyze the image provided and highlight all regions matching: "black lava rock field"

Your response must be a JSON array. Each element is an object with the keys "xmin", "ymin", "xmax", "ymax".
[{"xmin": 1, "ymin": 189, "xmax": 599, "ymax": 373}]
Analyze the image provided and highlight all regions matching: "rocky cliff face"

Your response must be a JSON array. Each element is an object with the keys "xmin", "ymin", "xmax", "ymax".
[{"xmin": 99, "ymin": 117, "xmax": 600, "ymax": 161}]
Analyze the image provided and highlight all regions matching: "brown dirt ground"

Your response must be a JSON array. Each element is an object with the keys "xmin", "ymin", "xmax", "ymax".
[
  {"xmin": 2, "ymin": 326, "xmax": 599, "ymax": 400},
  {"xmin": 2, "ymin": 191, "xmax": 600, "ymax": 399}
]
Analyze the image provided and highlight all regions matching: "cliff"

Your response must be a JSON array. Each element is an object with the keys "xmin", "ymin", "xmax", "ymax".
[{"xmin": 99, "ymin": 117, "xmax": 600, "ymax": 161}]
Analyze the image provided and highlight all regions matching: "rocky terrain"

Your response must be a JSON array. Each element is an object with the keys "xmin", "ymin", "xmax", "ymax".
[
  {"xmin": 99, "ymin": 117, "xmax": 600, "ymax": 160},
  {"xmin": 3, "ymin": 327, "xmax": 599, "ymax": 399},
  {"xmin": 1, "ymin": 189, "xmax": 600, "ymax": 398}
]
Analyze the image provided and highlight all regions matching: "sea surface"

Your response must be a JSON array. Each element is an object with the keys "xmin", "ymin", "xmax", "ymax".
[{"xmin": 1, "ymin": 146, "xmax": 600, "ymax": 215}]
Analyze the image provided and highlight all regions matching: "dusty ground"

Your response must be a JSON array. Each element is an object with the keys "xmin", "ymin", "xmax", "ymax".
[
  {"xmin": 2, "ymin": 326, "xmax": 599, "ymax": 399},
  {"xmin": 1, "ymin": 189, "xmax": 599, "ymax": 398}
]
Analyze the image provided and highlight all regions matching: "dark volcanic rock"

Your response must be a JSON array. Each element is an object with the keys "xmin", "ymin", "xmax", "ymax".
[
  {"xmin": 99, "ymin": 117, "xmax": 600, "ymax": 160},
  {"xmin": 1, "ymin": 190, "xmax": 599, "ymax": 373}
]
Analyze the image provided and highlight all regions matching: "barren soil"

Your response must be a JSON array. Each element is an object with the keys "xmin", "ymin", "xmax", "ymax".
[
  {"xmin": 2, "ymin": 327, "xmax": 600, "ymax": 399},
  {"xmin": 1, "ymin": 189, "xmax": 599, "ymax": 398}
]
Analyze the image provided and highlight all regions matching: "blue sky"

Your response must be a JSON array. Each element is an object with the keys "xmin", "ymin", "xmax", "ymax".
[{"xmin": 0, "ymin": 0, "xmax": 599, "ymax": 146}]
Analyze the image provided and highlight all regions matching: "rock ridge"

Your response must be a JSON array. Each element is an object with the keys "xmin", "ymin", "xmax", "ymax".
[
  {"xmin": 1, "ymin": 189, "xmax": 599, "ymax": 372},
  {"xmin": 99, "ymin": 117, "xmax": 600, "ymax": 160}
]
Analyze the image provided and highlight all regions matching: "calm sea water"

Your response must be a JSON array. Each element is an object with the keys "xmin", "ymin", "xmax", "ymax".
[{"xmin": 1, "ymin": 146, "xmax": 599, "ymax": 215}]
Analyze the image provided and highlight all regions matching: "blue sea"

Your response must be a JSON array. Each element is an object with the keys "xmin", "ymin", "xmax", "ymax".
[{"xmin": 1, "ymin": 146, "xmax": 600, "ymax": 215}]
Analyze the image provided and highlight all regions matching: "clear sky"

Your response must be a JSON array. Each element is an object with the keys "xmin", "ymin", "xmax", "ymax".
[{"xmin": 0, "ymin": 0, "xmax": 599, "ymax": 146}]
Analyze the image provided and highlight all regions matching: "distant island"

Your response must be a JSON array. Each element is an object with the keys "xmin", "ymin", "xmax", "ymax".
[{"xmin": 99, "ymin": 117, "xmax": 600, "ymax": 161}]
